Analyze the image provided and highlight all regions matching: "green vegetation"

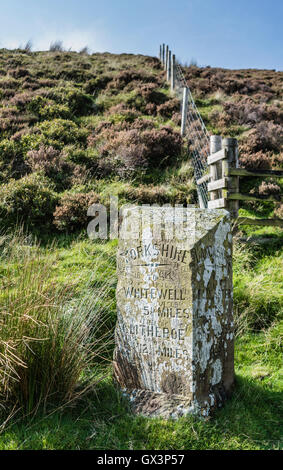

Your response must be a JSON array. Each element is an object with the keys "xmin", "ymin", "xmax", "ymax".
[
  {"xmin": 0, "ymin": 49, "xmax": 282, "ymax": 449},
  {"xmin": 0, "ymin": 330, "xmax": 281, "ymax": 450},
  {"xmin": 0, "ymin": 232, "xmax": 116, "ymax": 419},
  {"xmin": 233, "ymin": 236, "xmax": 283, "ymax": 333},
  {"xmin": 0, "ymin": 231, "xmax": 281, "ymax": 450},
  {"xmin": 0, "ymin": 49, "xmax": 193, "ymax": 234}
]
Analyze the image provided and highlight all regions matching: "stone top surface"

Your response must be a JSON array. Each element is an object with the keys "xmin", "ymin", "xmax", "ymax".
[{"xmin": 119, "ymin": 206, "xmax": 230, "ymax": 247}]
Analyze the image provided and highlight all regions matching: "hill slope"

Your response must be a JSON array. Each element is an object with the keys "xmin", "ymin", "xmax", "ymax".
[
  {"xmin": 0, "ymin": 49, "xmax": 193, "ymax": 233},
  {"xmin": 0, "ymin": 49, "xmax": 282, "ymax": 232}
]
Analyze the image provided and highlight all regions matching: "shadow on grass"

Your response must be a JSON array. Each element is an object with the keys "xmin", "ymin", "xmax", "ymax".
[
  {"xmin": 86, "ymin": 374, "xmax": 282, "ymax": 450},
  {"xmin": 2, "ymin": 373, "xmax": 281, "ymax": 450}
]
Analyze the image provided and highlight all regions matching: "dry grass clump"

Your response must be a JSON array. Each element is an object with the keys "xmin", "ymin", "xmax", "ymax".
[{"xmin": 0, "ymin": 231, "xmax": 114, "ymax": 418}]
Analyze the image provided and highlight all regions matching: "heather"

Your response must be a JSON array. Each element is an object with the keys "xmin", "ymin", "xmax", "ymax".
[
  {"xmin": 0, "ymin": 49, "xmax": 282, "ymax": 232},
  {"xmin": 183, "ymin": 66, "xmax": 283, "ymax": 168},
  {"xmin": 0, "ymin": 49, "xmax": 194, "ymax": 232}
]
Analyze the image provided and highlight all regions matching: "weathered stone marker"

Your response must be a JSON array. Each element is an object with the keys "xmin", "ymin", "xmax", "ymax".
[{"xmin": 113, "ymin": 206, "xmax": 234, "ymax": 418}]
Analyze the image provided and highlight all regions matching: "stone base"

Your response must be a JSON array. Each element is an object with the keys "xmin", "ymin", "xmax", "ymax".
[{"xmin": 122, "ymin": 389, "xmax": 218, "ymax": 419}]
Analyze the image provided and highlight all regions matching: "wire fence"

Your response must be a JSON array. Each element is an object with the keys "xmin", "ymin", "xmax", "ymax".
[
  {"xmin": 159, "ymin": 44, "xmax": 210, "ymax": 207},
  {"xmin": 175, "ymin": 62, "xmax": 210, "ymax": 207}
]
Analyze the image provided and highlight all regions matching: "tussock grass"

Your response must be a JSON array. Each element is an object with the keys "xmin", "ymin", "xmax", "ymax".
[
  {"xmin": 0, "ymin": 231, "xmax": 115, "ymax": 421},
  {"xmin": 49, "ymin": 41, "xmax": 64, "ymax": 52}
]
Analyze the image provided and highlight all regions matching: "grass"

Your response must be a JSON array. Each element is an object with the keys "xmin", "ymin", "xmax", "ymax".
[
  {"xmin": 0, "ymin": 230, "xmax": 282, "ymax": 450},
  {"xmin": 233, "ymin": 237, "xmax": 283, "ymax": 333},
  {"xmin": 0, "ymin": 232, "xmax": 116, "ymax": 420},
  {"xmin": 0, "ymin": 329, "xmax": 281, "ymax": 450}
]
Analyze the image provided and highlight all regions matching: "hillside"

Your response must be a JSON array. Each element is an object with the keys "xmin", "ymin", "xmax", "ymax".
[
  {"xmin": 0, "ymin": 49, "xmax": 192, "ymax": 233},
  {"xmin": 0, "ymin": 49, "xmax": 282, "ymax": 232},
  {"xmin": 0, "ymin": 49, "xmax": 282, "ymax": 450}
]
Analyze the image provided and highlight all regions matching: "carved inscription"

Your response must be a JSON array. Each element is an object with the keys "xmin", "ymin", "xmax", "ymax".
[{"xmin": 116, "ymin": 241, "xmax": 193, "ymax": 380}]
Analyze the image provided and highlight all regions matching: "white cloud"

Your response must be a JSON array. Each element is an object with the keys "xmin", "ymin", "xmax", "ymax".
[{"xmin": 1, "ymin": 26, "xmax": 113, "ymax": 53}]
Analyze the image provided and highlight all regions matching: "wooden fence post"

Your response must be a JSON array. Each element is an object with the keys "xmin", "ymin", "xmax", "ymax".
[
  {"xmin": 167, "ymin": 50, "xmax": 171, "ymax": 82},
  {"xmin": 222, "ymin": 137, "xmax": 239, "ymax": 218},
  {"xmin": 171, "ymin": 54, "xmax": 176, "ymax": 91},
  {"xmin": 162, "ymin": 44, "xmax": 165, "ymax": 66},
  {"xmin": 210, "ymin": 135, "xmax": 222, "ymax": 201},
  {"xmin": 181, "ymin": 87, "xmax": 189, "ymax": 137},
  {"xmin": 165, "ymin": 45, "xmax": 169, "ymax": 71}
]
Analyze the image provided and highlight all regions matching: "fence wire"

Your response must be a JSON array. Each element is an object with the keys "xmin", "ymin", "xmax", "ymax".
[{"xmin": 175, "ymin": 63, "xmax": 210, "ymax": 207}]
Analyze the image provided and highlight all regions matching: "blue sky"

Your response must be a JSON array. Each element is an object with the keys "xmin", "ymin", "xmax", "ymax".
[{"xmin": 0, "ymin": 0, "xmax": 282, "ymax": 70}]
